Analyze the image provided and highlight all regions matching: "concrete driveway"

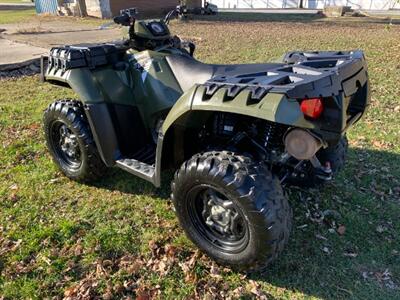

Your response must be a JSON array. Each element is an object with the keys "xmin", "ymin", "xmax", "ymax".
[
  {"xmin": 0, "ymin": 37, "xmax": 47, "ymax": 70},
  {"xmin": 0, "ymin": 16, "xmax": 123, "ymax": 70}
]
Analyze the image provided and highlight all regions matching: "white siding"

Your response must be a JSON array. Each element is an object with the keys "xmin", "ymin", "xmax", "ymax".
[
  {"xmin": 209, "ymin": 0, "xmax": 400, "ymax": 10},
  {"xmin": 208, "ymin": 0, "xmax": 298, "ymax": 8}
]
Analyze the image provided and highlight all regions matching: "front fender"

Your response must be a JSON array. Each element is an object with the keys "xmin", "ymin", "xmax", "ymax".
[
  {"xmin": 45, "ymin": 67, "xmax": 119, "ymax": 166},
  {"xmin": 45, "ymin": 67, "xmax": 105, "ymax": 104}
]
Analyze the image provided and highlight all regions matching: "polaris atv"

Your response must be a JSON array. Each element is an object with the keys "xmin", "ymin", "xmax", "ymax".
[{"xmin": 41, "ymin": 7, "xmax": 370, "ymax": 271}]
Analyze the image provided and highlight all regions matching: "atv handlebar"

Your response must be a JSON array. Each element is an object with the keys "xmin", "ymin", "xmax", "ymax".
[
  {"xmin": 164, "ymin": 6, "xmax": 183, "ymax": 24},
  {"xmin": 113, "ymin": 8, "xmax": 138, "ymax": 26}
]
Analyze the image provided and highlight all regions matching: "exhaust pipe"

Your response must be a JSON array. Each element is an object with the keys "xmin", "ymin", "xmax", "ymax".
[{"xmin": 284, "ymin": 129, "xmax": 322, "ymax": 160}]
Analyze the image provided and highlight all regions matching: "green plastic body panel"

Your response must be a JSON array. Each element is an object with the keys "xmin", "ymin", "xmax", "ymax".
[
  {"xmin": 45, "ymin": 50, "xmax": 182, "ymax": 133},
  {"xmin": 161, "ymin": 85, "xmax": 315, "ymax": 135}
]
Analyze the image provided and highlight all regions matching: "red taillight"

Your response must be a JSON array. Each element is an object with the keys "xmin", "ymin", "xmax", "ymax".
[{"xmin": 300, "ymin": 98, "xmax": 324, "ymax": 119}]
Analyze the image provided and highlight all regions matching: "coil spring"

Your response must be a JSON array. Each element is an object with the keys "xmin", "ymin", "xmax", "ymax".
[{"xmin": 260, "ymin": 121, "xmax": 287, "ymax": 153}]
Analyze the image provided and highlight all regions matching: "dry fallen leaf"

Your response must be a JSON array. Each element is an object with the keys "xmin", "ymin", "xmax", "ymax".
[
  {"xmin": 247, "ymin": 280, "xmax": 268, "ymax": 299},
  {"xmin": 164, "ymin": 244, "xmax": 177, "ymax": 258},
  {"xmin": 376, "ymin": 225, "xmax": 387, "ymax": 233},
  {"xmin": 9, "ymin": 184, "xmax": 18, "ymax": 191},
  {"xmin": 209, "ymin": 263, "xmax": 222, "ymax": 279},
  {"xmin": 316, "ymin": 234, "xmax": 328, "ymax": 241},
  {"xmin": 343, "ymin": 252, "xmax": 358, "ymax": 258},
  {"xmin": 337, "ymin": 225, "xmax": 346, "ymax": 235},
  {"xmin": 322, "ymin": 246, "xmax": 331, "ymax": 254}
]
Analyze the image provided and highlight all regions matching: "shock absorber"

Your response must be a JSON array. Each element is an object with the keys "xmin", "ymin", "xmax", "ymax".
[{"xmin": 260, "ymin": 121, "xmax": 287, "ymax": 153}]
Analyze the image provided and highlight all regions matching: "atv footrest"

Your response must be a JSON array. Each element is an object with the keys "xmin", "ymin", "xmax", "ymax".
[{"xmin": 116, "ymin": 158, "xmax": 155, "ymax": 181}]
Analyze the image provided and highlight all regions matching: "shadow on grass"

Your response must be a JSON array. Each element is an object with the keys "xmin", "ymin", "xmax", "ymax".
[
  {"xmin": 89, "ymin": 148, "xmax": 399, "ymax": 299},
  {"xmin": 90, "ymin": 168, "xmax": 173, "ymax": 201},
  {"xmin": 251, "ymin": 148, "xmax": 400, "ymax": 299}
]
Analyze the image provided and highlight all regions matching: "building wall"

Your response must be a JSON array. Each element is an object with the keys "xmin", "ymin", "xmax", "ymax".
[
  {"xmin": 182, "ymin": 0, "xmax": 203, "ymax": 9},
  {"xmin": 110, "ymin": 0, "xmax": 178, "ymax": 17},
  {"xmin": 208, "ymin": 0, "xmax": 400, "ymax": 10},
  {"xmin": 208, "ymin": 0, "xmax": 298, "ymax": 9},
  {"xmin": 304, "ymin": 0, "xmax": 400, "ymax": 10},
  {"xmin": 85, "ymin": 0, "xmax": 112, "ymax": 18}
]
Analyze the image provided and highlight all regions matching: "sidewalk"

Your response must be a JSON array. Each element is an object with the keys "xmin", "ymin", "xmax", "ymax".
[
  {"xmin": 0, "ymin": 2, "xmax": 35, "ymax": 10},
  {"xmin": 0, "ymin": 37, "xmax": 47, "ymax": 70},
  {"xmin": 0, "ymin": 16, "xmax": 122, "ymax": 70}
]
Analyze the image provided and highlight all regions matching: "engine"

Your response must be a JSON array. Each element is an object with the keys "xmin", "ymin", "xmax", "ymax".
[{"xmin": 210, "ymin": 113, "xmax": 288, "ymax": 160}]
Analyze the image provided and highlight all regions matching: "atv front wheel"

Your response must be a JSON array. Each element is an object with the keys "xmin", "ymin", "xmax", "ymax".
[
  {"xmin": 43, "ymin": 99, "xmax": 107, "ymax": 182},
  {"xmin": 171, "ymin": 151, "xmax": 292, "ymax": 272}
]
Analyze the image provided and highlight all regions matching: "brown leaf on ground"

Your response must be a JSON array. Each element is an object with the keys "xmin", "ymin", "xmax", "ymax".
[
  {"xmin": 247, "ymin": 280, "xmax": 268, "ymax": 300},
  {"xmin": 63, "ymin": 277, "xmax": 99, "ymax": 300},
  {"xmin": 322, "ymin": 246, "xmax": 331, "ymax": 254},
  {"xmin": 9, "ymin": 184, "xmax": 18, "ymax": 191},
  {"xmin": 148, "ymin": 240, "xmax": 157, "ymax": 250},
  {"xmin": 343, "ymin": 252, "xmax": 358, "ymax": 258},
  {"xmin": 337, "ymin": 225, "xmax": 346, "ymax": 235},
  {"xmin": 0, "ymin": 239, "xmax": 22, "ymax": 256},
  {"xmin": 376, "ymin": 225, "xmax": 387, "ymax": 233},
  {"xmin": 209, "ymin": 263, "xmax": 223, "ymax": 279},
  {"xmin": 179, "ymin": 250, "xmax": 201, "ymax": 283},
  {"xmin": 363, "ymin": 269, "xmax": 399, "ymax": 290},
  {"xmin": 164, "ymin": 244, "xmax": 177, "ymax": 259},
  {"xmin": 119, "ymin": 255, "xmax": 144, "ymax": 275}
]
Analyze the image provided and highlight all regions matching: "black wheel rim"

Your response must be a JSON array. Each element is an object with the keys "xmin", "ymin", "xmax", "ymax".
[
  {"xmin": 186, "ymin": 185, "xmax": 249, "ymax": 254},
  {"xmin": 49, "ymin": 120, "xmax": 82, "ymax": 169}
]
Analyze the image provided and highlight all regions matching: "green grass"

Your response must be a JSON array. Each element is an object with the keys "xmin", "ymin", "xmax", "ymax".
[
  {"xmin": 1, "ymin": 17, "xmax": 400, "ymax": 299},
  {"xmin": 0, "ymin": 0, "xmax": 26, "ymax": 3},
  {"xmin": 0, "ymin": 8, "xmax": 35, "ymax": 24}
]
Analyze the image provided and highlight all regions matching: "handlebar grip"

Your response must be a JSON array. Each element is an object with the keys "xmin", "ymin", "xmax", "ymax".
[{"xmin": 113, "ymin": 14, "xmax": 131, "ymax": 26}]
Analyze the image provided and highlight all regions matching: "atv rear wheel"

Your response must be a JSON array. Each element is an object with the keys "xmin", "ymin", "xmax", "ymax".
[
  {"xmin": 43, "ymin": 99, "xmax": 107, "ymax": 182},
  {"xmin": 171, "ymin": 151, "xmax": 292, "ymax": 272}
]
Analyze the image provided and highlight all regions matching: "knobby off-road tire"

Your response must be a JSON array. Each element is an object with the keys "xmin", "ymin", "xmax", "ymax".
[
  {"xmin": 171, "ymin": 151, "xmax": 292, "ymax": 272},
  {"xmin": 290, "ymin": 135, "xmax": 349, "ymax": 188},
  {"xmin": 43, "ymin": 99, "xmax": 107, "ymax": 182}
]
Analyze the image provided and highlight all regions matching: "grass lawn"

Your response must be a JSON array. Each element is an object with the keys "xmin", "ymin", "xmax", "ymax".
[
  {"xmin": 0, "ymin": 8, "xmax": 35, "ymax": 24},
  {"xmin": 0, "ymin": 16, "xmax": 400, "ymax": 299},
  {"xmin": 0, "ymin": 0, "xmax": 26, "ymax": 3}
]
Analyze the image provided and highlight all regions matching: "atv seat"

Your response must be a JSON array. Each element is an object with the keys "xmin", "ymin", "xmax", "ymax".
[{"xmin": 166, "ymin": 54, "xmax": 285, "ymax": 92}]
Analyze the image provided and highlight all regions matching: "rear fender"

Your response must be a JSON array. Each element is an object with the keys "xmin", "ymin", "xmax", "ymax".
[
  {"xmin": 158, "ymin": 84, "xmax": 318, "ymax": 171},
  {"xmin": 161, "ymin": 84, "xmax": 317, "ymax": 136}
]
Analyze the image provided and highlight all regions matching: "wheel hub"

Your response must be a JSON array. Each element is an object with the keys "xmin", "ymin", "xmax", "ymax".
[
  {"xmin": 59, "ymin": 125, "xmax": 79, "ymax": 159},
  {"xmin": 201, "ymin": 189, "xmax": 245, "ymax": 239},
  {"xmin": 186, "ymin": 184, "xmax": 250, "ymax": 253},
  {"xmin": 207, "ymin": 203, "xmax": 231, "ymax": 230}
]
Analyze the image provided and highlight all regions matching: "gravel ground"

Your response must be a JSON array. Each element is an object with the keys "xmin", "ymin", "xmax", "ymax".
[{"xmin": 0, "ymin": 62, "xmax": 40, "ymax": 80}]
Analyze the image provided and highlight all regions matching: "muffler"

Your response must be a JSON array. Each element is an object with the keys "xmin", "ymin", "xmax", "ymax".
[{"xmin": 284, "ymin": 129, "xmax": 322, "ymax": 160}]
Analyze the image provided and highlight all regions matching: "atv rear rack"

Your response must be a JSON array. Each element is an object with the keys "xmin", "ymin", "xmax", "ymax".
[{"xmin": 202, "ymin": 51, "xmax": 368, "ymax": 101}]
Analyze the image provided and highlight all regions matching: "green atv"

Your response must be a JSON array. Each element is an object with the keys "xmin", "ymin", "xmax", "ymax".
[{"xmin": 41, "ymin": 7, "xmax": 370, "ymax": 272}]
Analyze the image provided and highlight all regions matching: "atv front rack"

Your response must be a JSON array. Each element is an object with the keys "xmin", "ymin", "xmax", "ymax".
[{"xmin": 203, "ymin": 51, "xmax": 368, "ymax": 101}]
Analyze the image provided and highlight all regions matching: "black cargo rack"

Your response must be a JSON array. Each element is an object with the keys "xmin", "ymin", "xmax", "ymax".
[
  {"xmin": 202, "ymin": 50, "xmax": 368, "ymax": 101},
  {"xmin": 47, "ymin": 43, "xmax": 125, "ymax": 72}
]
